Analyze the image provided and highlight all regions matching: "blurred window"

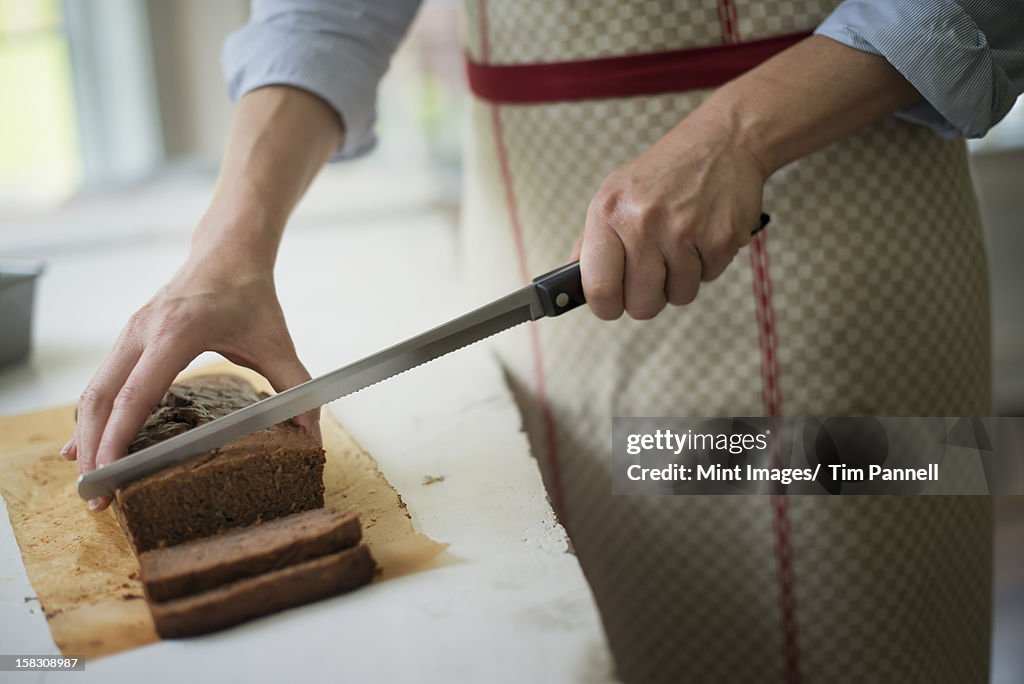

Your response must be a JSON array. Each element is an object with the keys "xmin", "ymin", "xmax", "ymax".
[{"xmin": 0, "ymin": 0, "xmax": 81, "ymax": 210}]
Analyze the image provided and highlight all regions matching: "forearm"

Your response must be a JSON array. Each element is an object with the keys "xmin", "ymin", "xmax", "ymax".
[
  {"xmin": 689, "ymin": 35, "xmax": 921, "ymax": 178},
  {"xmin": 192, "ymin": 85, "xmax": 343, "ymax": 271},
  {"xmin": 579, "ymin": 36, "xmax": 927, "ymax": 319}
]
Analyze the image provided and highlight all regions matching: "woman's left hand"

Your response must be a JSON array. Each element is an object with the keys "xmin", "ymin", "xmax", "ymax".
[{"xmin": 574, "ymin": 105, "xmax": 767, "ymax": 321}]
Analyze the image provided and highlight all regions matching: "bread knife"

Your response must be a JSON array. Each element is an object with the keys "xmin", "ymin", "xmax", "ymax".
[{"xmin": 78, "ymin": 213, "xmax": 770, "ymax": 499}]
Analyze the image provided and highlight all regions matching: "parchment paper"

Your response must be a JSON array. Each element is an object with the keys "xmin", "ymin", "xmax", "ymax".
[{"xmin": 0, "ymin": 362, "xmax": 448, "ymax": 659}]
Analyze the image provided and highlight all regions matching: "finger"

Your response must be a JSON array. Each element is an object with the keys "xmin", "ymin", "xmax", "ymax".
[
  {"xmin": 76, "ymin": 337, "xmax": 144, "ymax": 476},
  {"xmin": 664, "ymin": 244, "xmax": 703, "ymax": 306},
  {"xmin": 737, "ymin": 220, "xmax": 755, "ymax": 249},
  {"xmin": 61, "ymin": 434, "xmax": 77, "ymax": 461},
  {"xmin": 699, "ymin": 247, "xmax": 737, "ymax": 282},
  {"xmin": 580, "ymin": 220, "xmax": 626, "ymax": 320},
  {"xmin": 697, "ymin": 221, "xmax": 742, "ymax": 283},
  {"xmin": 250, "ymin": 340, "xmax": 321, "ymax": 445},
  {"xmin": 570, "ymin": 235, "xmax": 584, "ymax": 261},
  {"xmin": 622, "ymin": 240, "xmax": 667, "ymax": 320},
  {"xmin": 304, "ymin": 414, "xmax": 323, "ymax": 446},
  {"xmin": 93, "ymin": 342, "xmax": 195, "ymax": 474},
  {"xmin": 88, "ymin": 495, "xmax": 111, "ymax": 512}
]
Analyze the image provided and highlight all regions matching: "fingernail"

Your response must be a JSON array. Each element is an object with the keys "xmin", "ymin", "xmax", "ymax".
[
  {"xmin": 88, "ymin": 498, "xmax": 102, "ymax": 511},
  {"xmin": 60, "ymin": 437, "xmax": 75, "ymax": 456}
]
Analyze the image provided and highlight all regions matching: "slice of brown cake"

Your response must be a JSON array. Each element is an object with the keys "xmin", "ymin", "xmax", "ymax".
[
  {"xmin": 113, "ymin": 374, "xmax": 325, "ymax": 553},
  {"xmin": 139, "ymin": 508, "xmax": 363, "ymax": 602},
  {"xmin": 149, "ymin": 544, "xmax": 376, "ymax": 638}
]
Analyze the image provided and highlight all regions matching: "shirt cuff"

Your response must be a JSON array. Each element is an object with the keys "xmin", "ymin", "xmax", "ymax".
[
  {"xmin": 222, "ymin": 22, "xmax": 378, "ymax": 161},
  {"xmin": 814, "ymin": 0, "xmax": 1016, "ymax": 138}
]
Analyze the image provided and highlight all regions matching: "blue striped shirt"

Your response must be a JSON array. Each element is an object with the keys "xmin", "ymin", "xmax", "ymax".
[
  {"xmin": 815, "ymin": 0, "xmax": 1024, "ymax": 138},
  {"xmin": 221, "ymin": 0, "xmax": 1024, "ymax": 159}
]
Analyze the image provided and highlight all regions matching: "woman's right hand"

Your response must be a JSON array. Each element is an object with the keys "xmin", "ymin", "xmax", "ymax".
[
  {"xmin": 64, "ymin": 85, "xmax": 343, "ymax": 512},
  {"xmin": 64, "ymin": 243, "xmax": 319, "ymax": 512}
]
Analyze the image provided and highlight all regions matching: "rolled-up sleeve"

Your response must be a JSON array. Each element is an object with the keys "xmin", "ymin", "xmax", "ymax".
[
  {"xmin": 815, "ymin": 0, "xmax": 1024, "ymax": 138},
  {"xmin": 222, "ymin": 0, "xmax": 422, "ymax": 160}
]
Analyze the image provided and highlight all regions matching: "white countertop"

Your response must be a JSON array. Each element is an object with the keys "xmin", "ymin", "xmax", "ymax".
[{"xmin": 0, "ymin": 167, "xmax": 615, "ymax": 683}]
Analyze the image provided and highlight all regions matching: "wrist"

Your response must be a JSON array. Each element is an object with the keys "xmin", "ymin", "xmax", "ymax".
[
  {"xmin": 180, "ymin": 242, "xmax": 275, "ymax": 293},
  {"xmin": 189, "ymin": 203, "xmax": 285, "ymax": 274},
  {"xmin": 192, "ymin": 192, "xmax": 286, "ymax": 266},
  {"xmin": 673, "ymin": 92, "xmax": 774, "ymax": 182}
]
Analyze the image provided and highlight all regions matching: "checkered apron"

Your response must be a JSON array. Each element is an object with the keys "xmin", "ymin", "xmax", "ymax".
[{"xmin": 459, "ymin": 2, "xmax": 993, "ymax": 682}]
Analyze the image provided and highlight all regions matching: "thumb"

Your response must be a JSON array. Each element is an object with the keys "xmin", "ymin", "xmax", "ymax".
[
  {"xmin": 570, "ymin": 234, "xmax": 584, "ymax": 261},
  {"xmin": 253, "ymin": 343, "xmax": 322, "ymax": 445}
]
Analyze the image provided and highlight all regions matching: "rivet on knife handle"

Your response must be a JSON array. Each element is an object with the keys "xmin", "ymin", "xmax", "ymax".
[
  {"xmin": 533, "ymin": 261, "xmax": 586, "ymax": 317},
  {"xmin": 532, "ymin": 212, "xmax": 770, "ymax": 318}
]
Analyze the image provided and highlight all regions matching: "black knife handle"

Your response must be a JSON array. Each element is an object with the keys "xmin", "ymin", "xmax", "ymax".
[
  {"xmin": 533, "ymin": 261, "xmax": 586, "ymax": 317},
  {"xmin": 753, "ymin": 212, "xmax": 771, "ymax": 236},
  {"xmin": 533, "ymin": 213, "xmax": 770, "ymax": 318}
]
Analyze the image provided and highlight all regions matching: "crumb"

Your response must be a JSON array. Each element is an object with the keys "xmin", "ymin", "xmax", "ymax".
[{"xmin": 422, "ymin": 474, "xmax": 445, "ymax": 485}]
